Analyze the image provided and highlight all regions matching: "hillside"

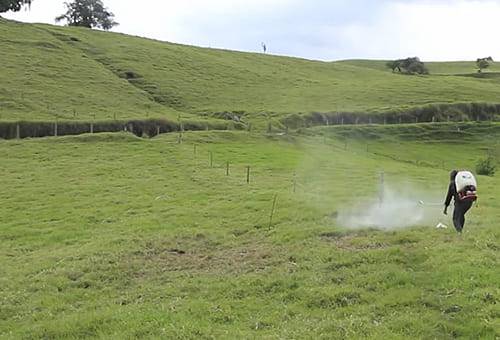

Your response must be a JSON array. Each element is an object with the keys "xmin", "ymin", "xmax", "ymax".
[
  {"xmin": 0, "ymin": 18, "xmax": 185, "ymax": 122},
  {"xmin": 1, "ymin": 123, "xmax": 499, "ymax": 338},
  {"xmin": 1, "ymin": 18, "xmax": 500, "ymax": 125}
]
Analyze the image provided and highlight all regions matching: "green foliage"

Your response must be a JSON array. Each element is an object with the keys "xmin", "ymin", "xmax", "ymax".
[
  {"xmin": 476, "ymin": 57, "xmax": 493, "ymax": 73},
  {"xmin": 0, "ymin": 0, "xmax": 31, "ymax": 13},
  {"xmin": 386, "ymin": 60, "xmax": 401, "ymax": 72},
  {"xmin": 386, "ymin": 57, "xmax": 429, "ymax": 75},
  {"xmin": 476, "ymin": 156, "xmax": 496, "ymax": 176},
  {"xmin": 55, "ymin": 0, "xmax": 117, "ymax": 30}
]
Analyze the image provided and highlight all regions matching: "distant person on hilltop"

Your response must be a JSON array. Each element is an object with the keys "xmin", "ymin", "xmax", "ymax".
[
  {"xmin": 261, "ymin": 42, "xmax": 267, "ymax": 53},
  {"xmin": 444, "ymin": 170, "xmax": 478, "ymax": 233}
]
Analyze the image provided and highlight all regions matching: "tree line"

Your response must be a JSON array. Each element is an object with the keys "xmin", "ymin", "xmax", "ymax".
[
  {"xmin": 1, "ymin": 0, "xmax": 117, "ymax": 30},
  {"xmin": 386, "ymin": 56, "xmax": 494, "ymax": 75}
]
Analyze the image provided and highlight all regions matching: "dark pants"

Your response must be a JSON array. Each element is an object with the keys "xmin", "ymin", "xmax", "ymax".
[{"xmin": 453, "ymin": 201, "xmax": 473, "ymax": 232}]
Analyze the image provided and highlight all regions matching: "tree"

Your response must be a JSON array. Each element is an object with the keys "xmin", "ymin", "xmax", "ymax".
[
  {"xmin": 0, "ymin": 0, "xmax": 32, "ymax": 13},
  {"xmin": 56, "ymin": 0, "xmax": 117, "ymax": 30},
  {"xmin": 386, "ymin": 60, "xmax": 401, "ymax": 72},
  {"xmin": 476, "ymin": 56, "xmax": 493, "ymax": 73},
  {"xmin": 386, "ymin": 57, "xmax": 428, "ymax": 75}
]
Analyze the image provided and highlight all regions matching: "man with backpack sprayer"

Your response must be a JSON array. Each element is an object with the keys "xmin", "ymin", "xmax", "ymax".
[{"xmin": 443, "ymin": 170, "xmax": 478, "ymax": 233}]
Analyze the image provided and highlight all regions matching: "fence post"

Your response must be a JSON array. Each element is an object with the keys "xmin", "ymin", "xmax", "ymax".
[
  {"xmin": 268, "ymin": 194, "xmax": 278, "ymax": 230},
  {"xmin": 379, "ymin": 171, "xmax": 385, "ymax": 206},
  {"xmin": 90, "ymin": 122, "xmax": 94, "ymax": 134},
  {"xmin": 16, "ymin": 123, "xmax": 20, "ymax": 139},
  {"xmin": 246, "ymin": 166, "xmax": 250, "ymax": 184},
  {"xmin": 156, "ymin": 126, "xmax": 160, "ymax": 136},
  {"xmin": 226, "ymin": 161, "xmax": 230, "ymax": 176},
  {"xmin": 54, "ymin": 121, "xmax": 58, "ymax": 137},
  {"xmin": 209, "ymin": 151, "xmax": 213, "ymax": 168}
]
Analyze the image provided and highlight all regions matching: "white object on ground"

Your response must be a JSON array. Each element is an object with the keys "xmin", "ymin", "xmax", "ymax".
[
  {"xmin": 455, "ymin": 171, "xmax": 477, "ymax": 192},
  {"xmin": 418, "ymin": 200, "xmax": 442, "ymax": 206},
  {"xmin": 436, "ymin": 222, "xmax": 448, "ymax": 229}
]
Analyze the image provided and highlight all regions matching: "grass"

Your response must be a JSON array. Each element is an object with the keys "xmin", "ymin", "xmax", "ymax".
[
  {"xmin": 0, "ymin": 18, "xmax": 184, "ymax": 122},
  {"xmin": 1, "ymin": 18, "xmax": 500, "ymax": 125},
  {"xmin": 1, "ymin": 15, "xmax": 499, "ymax": 339},
  {"xmin": 1, "ymin": 123, "xmax": 499, "ymax": 338}
]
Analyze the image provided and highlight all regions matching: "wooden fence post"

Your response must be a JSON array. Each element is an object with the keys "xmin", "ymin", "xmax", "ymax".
[
  {"xmin": 379, "ymin": 171, "xmax": 385, "ymax": 206},
  {"xmin": 54, "ymin": 121, "xmax": 58, "ymax": 137},
  {"xmin": 268, "ymin": 194, "xmax": 278, "ymax": 230},
  {"xmin": 246, "ymin": 166, "xmax": 250, "ymax": 184},
  {"xmin": 16, "ymin": 123, "xmax": 20, "ymax": 139}
]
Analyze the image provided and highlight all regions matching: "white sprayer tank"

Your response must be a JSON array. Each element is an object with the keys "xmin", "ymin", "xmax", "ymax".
[{"xmin": 455, "ymin": 171, "xmax": 477, "ymax": 192}]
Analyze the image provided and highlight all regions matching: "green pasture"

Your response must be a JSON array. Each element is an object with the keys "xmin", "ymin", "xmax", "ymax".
[{"xmin": 1, "ymin": 123, "xmax": 498, "ymax": 338}]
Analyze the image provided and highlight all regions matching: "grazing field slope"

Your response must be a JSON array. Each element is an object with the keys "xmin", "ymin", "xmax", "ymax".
[
  {"xmin": 1, "ymin": 18, "xmax": 500, "ymax": 123},
  {"xmin": 0, "ymin": 18, "xmax": 182, "ymax": 122}
]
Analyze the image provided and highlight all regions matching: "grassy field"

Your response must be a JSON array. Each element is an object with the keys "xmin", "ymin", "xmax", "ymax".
[
  {"xmin": 2, "ymin": 18, "xmax": 500, "ymax": 124},
  {"xmin": 0, "ymin": 19, "xmax": 183, "ymax": 122},
  {"xmin": 1, "ymin": 15, "xmax": 499, "ymax": 339},
  {"xmin": 1, "ymin": 123, "xmax": 498, "ymax": 338}
]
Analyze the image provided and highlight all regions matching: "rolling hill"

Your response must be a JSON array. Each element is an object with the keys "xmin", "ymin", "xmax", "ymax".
[{"xmin": 1, "ymin": 18, "xmax": 500, "ymax": 125}]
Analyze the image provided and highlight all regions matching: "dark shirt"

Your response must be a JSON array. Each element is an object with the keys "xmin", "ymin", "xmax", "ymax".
[{"xmin": 444, "ymin": 182, "xmax": 458, "ymax": 207}]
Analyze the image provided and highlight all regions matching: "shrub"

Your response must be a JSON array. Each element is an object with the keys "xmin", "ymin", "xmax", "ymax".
[{"xmin": 476, "ymin": 156, "xmax": 496, "ymax": 176}]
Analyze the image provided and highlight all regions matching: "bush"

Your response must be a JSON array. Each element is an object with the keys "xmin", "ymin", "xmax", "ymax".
[{"xmin": 476, "ymin": 156, "xmax": 496, "ymax": 176}]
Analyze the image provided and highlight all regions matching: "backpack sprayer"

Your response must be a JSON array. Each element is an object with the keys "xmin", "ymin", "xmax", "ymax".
[{"xmin": 418, "ymin": 171, "xmax": 478, "ymax": 229}]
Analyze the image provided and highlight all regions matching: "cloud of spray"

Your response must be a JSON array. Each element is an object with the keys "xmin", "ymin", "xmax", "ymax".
[{"xmin": 337, "ymin": 185, "xmax": 444, "ymax": 230}]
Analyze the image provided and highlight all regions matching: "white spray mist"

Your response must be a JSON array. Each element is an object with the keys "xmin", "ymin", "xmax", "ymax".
[{"xmin": 336, "ymin": 184, "xmax": 444, "ymax": 230}]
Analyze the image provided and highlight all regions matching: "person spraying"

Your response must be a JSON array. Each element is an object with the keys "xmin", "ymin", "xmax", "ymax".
[{"xmin": 443, "ymin": 170, "xmax": 478, "ymax": 233}]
